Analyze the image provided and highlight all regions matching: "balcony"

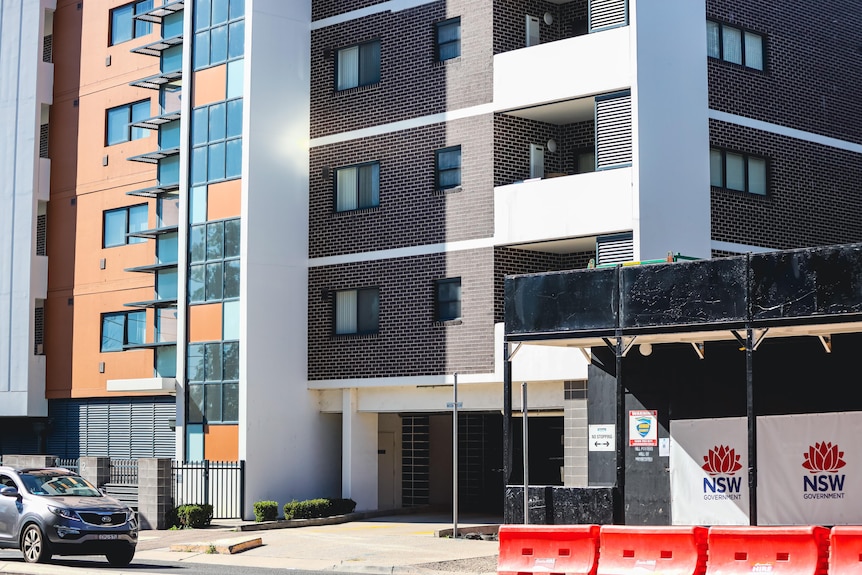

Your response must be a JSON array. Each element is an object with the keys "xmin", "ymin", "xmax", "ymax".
[
  {"xmin": 494, "ymin": 167, "xmax": 633, "ymax": 247},
  {"xmin": 493, "ymin": 25, "xmax": 630, "ymax": 113}
]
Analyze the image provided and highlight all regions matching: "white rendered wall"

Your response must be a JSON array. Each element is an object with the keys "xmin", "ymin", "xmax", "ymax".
[
  {"xmin": 0, "ymin": 0, "xmax": 48, "ymax": 417},
  {"xmin": 342, "ymin": 389, "xmax": 378, "ymax": 510},
  {"xmin": 241, "ymin": 0, "xmax": 340, "ymax": 519},
  {"xmin": 630, "ymin": 0, "xmax": 711, "ymax": 260}
]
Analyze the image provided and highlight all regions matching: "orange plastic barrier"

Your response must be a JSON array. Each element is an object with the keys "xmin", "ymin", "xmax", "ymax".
[
  {"xmin": 829, "ymin": 526, "xmax": 862, "ymax": 574},
  {"xmin": 498, "ymin": 524, "xmax": 600, "ymax": 575},
  {"xmin": 706, "ymin": 526, "xmax": 829, "ymax": 575},
  {"xmin": 597, "ymin": 525, "xmax": 708, "ymax": 575}
]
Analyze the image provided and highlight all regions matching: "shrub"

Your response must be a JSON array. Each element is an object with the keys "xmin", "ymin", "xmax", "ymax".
[
  {"xmin": 174, "ymin": 504, "xmax": 213, "ymax": 528},
  {"xmin": 253, "ymin": 500, "xmax": 279, "ymax": 522},
  {"xmin": 283, "ymin": 497, "xmax": 356, "ymax": 520}
]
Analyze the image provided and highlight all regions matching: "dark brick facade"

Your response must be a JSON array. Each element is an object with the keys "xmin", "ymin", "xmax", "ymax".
[
  {"xmin": 494, "ymin": 114, "xmax": 594, "ymax": 186},
  {"xmin": 308, "ymin": 249, "xmax": 496, "ymax": 379},
  {"xmin": 310, "ymin": 0, "xmax": 493, "ymax": 139},
  {"xmin": 710, "ymin": 119, "xmax": 862, "ymax": 249},
  {"xmin": 706, "ymin": 0, "xmax": 862, "ymax": 144},
  {"xmin": 309, "ymin": 115, "xmax": 494, "ymax": 258},
  {"xmin": 493, "ymin": 0, "xmax": 588, "ymax": 55}
]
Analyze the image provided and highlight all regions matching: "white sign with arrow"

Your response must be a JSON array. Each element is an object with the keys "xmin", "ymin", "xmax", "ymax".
[{"xmin": 589, "ymin": 424, "xmax": 615, "ymax": 452}]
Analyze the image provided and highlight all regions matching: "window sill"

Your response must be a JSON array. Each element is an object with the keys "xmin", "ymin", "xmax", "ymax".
[
  {"xmin": 334, "ymin": 82, "xmax": 380, "ymax": 96},
  {"xmin": 434, "ymin": 186, "xmax": 462, "ymax": 196},
  {"xmin": 331, "ymin": 332, "xmax": 380, "ymax": 341},
  {"xmin": 333, "ymin": 205, "xmax": 380, "ymax": 217},
  {"xmin": 710, "ymin": 185, "xmax": 768, "ymax": 198},
  {"xmin": 433, "ymin": 319, "xmax": 462, "ymax": 327},
  {"xmin": 433, "ymin": 56, "xmax": 461, "ymax": 67}
]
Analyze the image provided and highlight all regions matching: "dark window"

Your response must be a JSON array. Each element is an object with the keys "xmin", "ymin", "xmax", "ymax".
[
  {"xmin": 436, "ymin": 18, "xmax": 461, "ymax": 61},
  {"xmin": 335, "ymin": 288, "xmax": 379, "ymax": 335},
  {"xmin": 336, "ymin": 40, "xmax": 380, "ymax": 90},
  {"xmin": 187, "ymin": 341, "xmax": 239, "ymax": 423},
  {"xmin": 435, "ymin": 278, "xmax": 461, "ymax": 321},
  {"xmin": 188, "ymin": 218, "xmax": 241, "ymax": 303},
  {"xmin": 190, "ymin": 99, "xmax": 243, "ymax": 184},
  {"xmin": 103, "ymin": 204, "xmax": 148, "ymax": 247},
  {"xmin": 101, "ymin": 311, "xmax": 146, "ymax": 352},
  {"xmin": 435, "ymin": 146, "xmax": 462, "ymax": 190},
  {"xmin": 335, "ymin": 162, "xmax": 380, "ymax": 212},
  {"xmin": 110, "ymin": 0, "xmax": 153, "ymax": 45},
  {"xmin": 710, "ymin": 147, "xmax": 767, "ymax": 195},
  {"xmin": 706, "ymin": 20, "xmax": 763, "ymax": 71},
  {"xmin": 106, "ymin": 100, "xmax": 150, "ymax": 145},
  {"xmin": 193, "ymin": 0, "xmax": 245, "ymax": 71}
]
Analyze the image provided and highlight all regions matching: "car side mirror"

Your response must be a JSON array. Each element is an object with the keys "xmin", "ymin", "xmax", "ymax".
[{"xmin": 0, "ymin": 486, "xmax": 20, "ymax": 498}]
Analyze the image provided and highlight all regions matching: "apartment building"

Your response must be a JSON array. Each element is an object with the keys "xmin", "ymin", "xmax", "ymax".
[{"xmin": 1, "ymin": 0, "xmax": 859, "ymax": 519}]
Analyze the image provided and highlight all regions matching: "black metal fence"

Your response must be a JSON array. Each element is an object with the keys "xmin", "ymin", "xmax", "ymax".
[{"xmin": 172, "ymin": 460, "xmax": 245, "ymax": 519}]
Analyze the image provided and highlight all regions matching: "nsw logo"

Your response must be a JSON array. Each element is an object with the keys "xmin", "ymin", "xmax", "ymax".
[
  {"xmin": 702, "ymin": 445, "xmax": 743, "ymax": 500},
  {"xmin": 802, "ymin": 441, "xmax": 846, "ymax": 498}
]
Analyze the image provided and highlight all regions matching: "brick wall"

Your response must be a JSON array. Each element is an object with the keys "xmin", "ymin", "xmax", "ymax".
[
  {"xmin": 310, "ymin": 0, "xmax": 493, "ymax": 139},
  {"xmin": 706, "ymin": 0, "xmax": 862, "ymax": 144},
  {"xmin": 710, "ymin": 119, "xmax": 862, "ymax": 249},
  {"xmin": 493, "ymin": 0, "xmax": 589, "ymax": 55},
  {"xmin": 308, "ymin": 249, "xmax": 496, "ymax": 379},
  {"xmin": 309, "ymin": 115, "xmax": 494, "ymax": 258},
  {"xmin": 494, "ymin": 114, "xmax": 594, "ymax": 186}
]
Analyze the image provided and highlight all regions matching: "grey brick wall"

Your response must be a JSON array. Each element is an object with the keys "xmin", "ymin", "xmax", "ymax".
[
  {"xmin": 493, "ymin": 0, "xmax": 589, "ymax": 55},
  {"xmin": 309, "ymin": 115, "xmax": 494, "ymax": 258},
  {"xmin": 706, "ymin": 0, "xmax": 862, "ymax": 144},
  {"xmin": 710, "ymin": 119, "xmax": 862, "ymax": 249},
  {"xmin": 310, "ymin": 0, "xmax": 493, "ymax": 139}
]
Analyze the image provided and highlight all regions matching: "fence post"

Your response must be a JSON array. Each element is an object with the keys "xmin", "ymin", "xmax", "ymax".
[
  {"xmin": 239, "ymin": 460, "xmax": 245, "ymax": 520},
  {"xmin": 138, "ymin": 458, "xmax": 173, "ymax": 530},
  {"xmin": 203, "ymin": 459, "xmax": 210, "ymax": 507},
  {"xmin": 79, "ymin": 457, "xmax": 111, "ymax": 488}
]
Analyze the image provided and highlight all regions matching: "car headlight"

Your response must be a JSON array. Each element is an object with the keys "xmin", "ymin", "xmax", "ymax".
[{"xmin": 47, "ymin": 505, "xmax": 80, "ymax": 521}]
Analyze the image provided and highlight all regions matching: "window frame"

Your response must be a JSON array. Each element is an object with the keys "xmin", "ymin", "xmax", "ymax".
[
  {"xmin": 435, "ymin": 277, "xmax": 462, "ymax": 322},
  {"xmin": 706, "ymin": 19, "xmax": 764, "ymax": 71},
  {"xmin": 190, "ymin": 98, "xmax": 243, "ymax": 185},
  {"xmin": 435, "ymin": 145, "xmax": 462, "ymax": 191},
  {"xmin": 186, "ymin": 340, "xmax": 239, "ymax": 424},
  {"xmin": 106, "ymin": 99, "xmax": 151, "ymax": 146},
  {"xmin": 335, "ymin": 40, "xmax": 381, "ymax": 91},
  {"xmin": 188, "ymin": 218, "xmax": 241, "ymax": 304},
  {"xmin": 435, "ymin": 17, "xmax": 461, "ymax": 62},
  {"xmin": 334, "ymin": 161, "xmax": 380, "ymax": 213},
  {"xmin": 100, "ymin": 310, "xmax": 147, "ymax": 352},
  {"xmin": 333, "ymin": 287, "xmax": 379, "ymax": 336},
  {"xmin": 103, "ymin": 204, "xmax": 149, "ymax": 248},
  {"xmin": 709, "ymin": 147, "xmax": 768, "ymax": 196},
  {"xmin": 109, "ymin": 0, "xmax": 154, "ymax": 46},
  {"xmin": 193, "ymin": 0, "xmax": 245, "ymax": 71}
]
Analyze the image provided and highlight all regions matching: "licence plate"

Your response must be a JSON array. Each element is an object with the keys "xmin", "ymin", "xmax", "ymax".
[{"xmin": 98, "ymin": 534, "xmax": 118, "ymax": 540}]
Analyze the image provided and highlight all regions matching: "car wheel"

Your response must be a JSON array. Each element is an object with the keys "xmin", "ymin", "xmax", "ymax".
[
  {"xmin": 21, "ymin": 524, "xmax": 51, "ymax": 564},
  {"xmin": 105, "ymin": 543, "xmax": 135, "ymax": 567}
]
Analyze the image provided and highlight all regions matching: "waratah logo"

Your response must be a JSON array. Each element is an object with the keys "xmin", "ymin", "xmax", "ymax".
[
  {"xmin": 702, "ymin": 445, "xmax": 742, "ymax": 475},
  {"xmin": 802, "ymin": 442, "xmax": 846, "ymax": 473}
]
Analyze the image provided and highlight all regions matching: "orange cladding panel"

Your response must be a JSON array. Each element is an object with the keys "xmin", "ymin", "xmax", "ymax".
[
  {"xmin": 207, "ymin": 179, "xmax": 242, "ymax": 220},
  {"xmin": 194, "ymin": 65, "xmax": 227, "ymax": 108},
  {"xmin": 204, "ymin": 425, "xmax": 239, "ymax": 461},
  {"xmin": 189, "ymin": 303, "xmax": 224, "ymax": 342}
]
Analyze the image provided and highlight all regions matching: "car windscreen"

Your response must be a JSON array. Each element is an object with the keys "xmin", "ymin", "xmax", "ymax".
[{"xmin": 20, "ymin": 473, "xmax": 102, "ymax": 497}]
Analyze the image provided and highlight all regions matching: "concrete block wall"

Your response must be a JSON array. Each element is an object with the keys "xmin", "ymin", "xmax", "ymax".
[
  {"xmin": 137, "ymin": 458, "xmax": 172, "ymax": 530},
  {"xmin": 78, "ymin": 456, "xmax": 111, "ymax": 487},
  {"xmin": 492, "ymin": 0, "xmax": 589, "ymax": 55}
]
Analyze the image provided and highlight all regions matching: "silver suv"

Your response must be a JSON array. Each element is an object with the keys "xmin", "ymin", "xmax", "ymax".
[{"xmin": 0, "ymin": 466, "xmax": 137, "ymax": 565}]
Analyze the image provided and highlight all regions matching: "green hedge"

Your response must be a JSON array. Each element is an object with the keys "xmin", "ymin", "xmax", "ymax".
[
  {"xmin": 169, "ymin": 504, "xmax": 214, "ymax": 529},
  {"xmin": 283, "ymin": 497, "xmax": 356, "ymax": 520},
  {"xmin": 253, "ymin": 500, "xmax": 279, "ymax": 522}
]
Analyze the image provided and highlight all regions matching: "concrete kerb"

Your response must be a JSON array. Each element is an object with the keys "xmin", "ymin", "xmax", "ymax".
[{"xmin": 237, "ymin": 505, "xmax": 449, "ymax": 532}]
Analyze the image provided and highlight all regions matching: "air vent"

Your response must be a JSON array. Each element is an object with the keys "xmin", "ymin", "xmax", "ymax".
[
  {"xmin": 595, "ymin": 92, "xmax": 632, "ymax": 169},
  {"xmin": 596, "ymin": 232, "xmax": 633, "ymax": 265}
]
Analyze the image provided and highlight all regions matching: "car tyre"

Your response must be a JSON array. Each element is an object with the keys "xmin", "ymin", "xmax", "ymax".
[
  {"xmin": 21, "ymin": 524, "xmax": 51, "ymax": 564},
  {"xmin": 106, "ymin": 543, "xmax": 136, "ymax": 567}
]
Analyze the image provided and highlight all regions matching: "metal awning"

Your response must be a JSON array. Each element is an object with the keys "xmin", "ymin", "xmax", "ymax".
[
  {"xmin": 124, "ymin": 298, "xmax": 178, "ymax": 309},
  {"xmin": 130, "ymin": 69, "xmax": 182, "ymax": 90},
  {"xmin": 124, "ymin": 261, "xmax": 178, "ymax": 274},
  {"xmin": 127, "ymin": 224, "xmax": 179, "ymax": 239},
  {"xmin": 127, "ymin": 147, "xmax": 180, "ymax": 164},
  {"xmin": 134, "ymin": 0, "xmax": 184, "ymax": 24},
  {"xmin": 131, "ymin": 109, "xmax": 182, "ymax": 131},
  {"xmin": 123, "ymin": 341, "xmax": 177, "ymax": 350},
  {"xmin": 130, "ymin": 34, "xmax": 183, "ymax": 57},
  {"xmin": 126, "ymin": 183, "xmax": 180, "ymax": 198}
]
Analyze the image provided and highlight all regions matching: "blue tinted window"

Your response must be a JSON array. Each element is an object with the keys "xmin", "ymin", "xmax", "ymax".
[
  {"xmin": 225, "ymin": 139, "xmax": 242, "ymax": 178},
  {"xmin": 101, "ymin": 314, "xmax": 125, "ymax": 351},
  {"xmin": 104, "ymin": 209, "xmax": 127, "ymax": 248},
  {"xmin": 192, "ymin": 107, "xmax": 209, "ymax": 146},
  {"xmin": 194, "ymin": 30, "xmax": 210, "ymax": 69},
  {"xmin": 157, "ymin": 232, "xmax": 178, "ymax": 264},
  {"xmin": 131, "ymin": 100, "xmax": 150, "ymax": 140},
  {"xmin": 128, "ymin": 204, "xmax": 148, "ymax": 243},
  {"xmin": 212, "ymin": 0, "xmax": 229, "ymax": 25},
  {"xmin": 157, "ymin": 268, "xmax": 178, "ymax": 300},
  {"xmin": 226, "ymin": 99, "xmax": 242, "ymax": 137},
  {"xmin": 209, "ymin": 103, "xmax": 226, "ymax": 140},
  {"xmin": 229, "ymin": 0, "xmax": 244, "ymax": 20},
  {"xmin": 127, "ymin": 311, "xmax": 146, "ymax": 346},
  {"xmin": 208, "ymin": 142, "xmax": 226, "ymax": 181},
  {"xmin": 106, "ymin": 106, "xmax": 130, "ymax": 146},
  {"xmin": 134, "ymin": 0, "xmax": 154, "ymax": 37},
  {"xmin": 158, "ymin": 155, "xmax": 180, "ymax": 185},
  {"xmin": 210, "ymin": 25, "xmax": 228, "ymax": 64},
  {"xmin": 163, "ymin": 11, "xmax": 183, "ymax": 37},
  {"xmin": 161, "ymin": 44, "xmax": 183, "ymax": 73},
  {"xmin": 160, "ymin": 120, "xmax": 180, "ymax": 149},
  {"xmin": 110, "ymin": 4, "xmax": 134, "ymax": 45},
  {"xmin": 195, "ymin": 0, "xmax": 211, "ymax": 31},
  {"xmin": 228, "ymin": 21, "xmax": 244, "ymax": 59},
  {"xmin": 192, "ymin": 147, "xmax": 208, "ymax": 185}
]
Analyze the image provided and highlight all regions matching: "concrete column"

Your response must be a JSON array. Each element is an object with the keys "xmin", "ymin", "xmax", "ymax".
[
  {"xmin": 79, "ymin": 457, "xmax": 111, "ymax": 488},
  {"xmin": 137, "ymin": 458, "xmax": 172, "ymax": 530},
  {"xmin": 1, "ymin": 455, "xmax": 56, "ymax": 467},
  {"xmin": 342, "ymin": 389, "xmax": 378, "ymax": 511}
]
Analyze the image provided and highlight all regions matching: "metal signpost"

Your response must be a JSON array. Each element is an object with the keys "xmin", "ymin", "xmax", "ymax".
[
  {"xmin": 447, "ymin": 373, "xmax": 463, "ymax": 538},
  {"xmin": 522, "ymin": 381, "xmax": 529, "ymax": 524}
]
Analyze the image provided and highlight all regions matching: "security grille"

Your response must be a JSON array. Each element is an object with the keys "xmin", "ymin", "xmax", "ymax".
[
  {"xmin": 39, "ymin": 124, "xmax": 49, "ymax": 158},
  {"xmin": 34, "ymin": 306, "xmax": 44, "ymax": 355},
  {"xmin": 402, "ymin": 415, "xmax": 430, "ymax": 506},
  {"xmin": 589, "ymin": 0, "xmax": 628, "ymax": 32},
  {"xmin": 595, "ymin": 92, "xmax": 632, "ymax": 169},
  {"xmin": 37, "ymin": 214, "xmax": 47, "ymax": 256},
  {"xmin": 43, "ymin": 34, "xmax": 53, "ymax": 63}
]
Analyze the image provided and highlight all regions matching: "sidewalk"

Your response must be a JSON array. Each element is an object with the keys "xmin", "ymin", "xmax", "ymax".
[{"xmin": 0, "ymin": 513, "xmax": 501, "ymax": 575}]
